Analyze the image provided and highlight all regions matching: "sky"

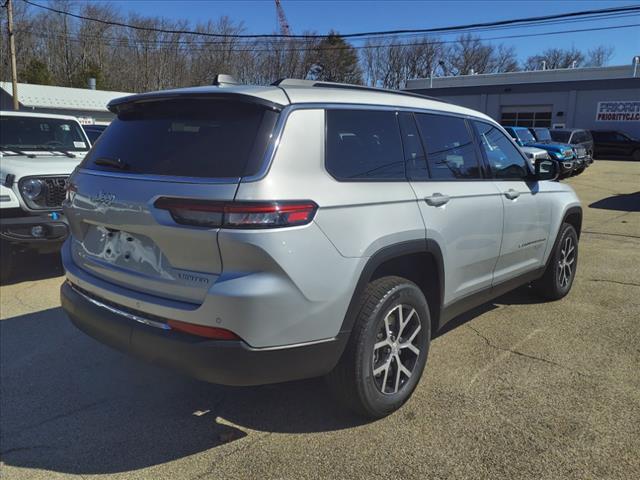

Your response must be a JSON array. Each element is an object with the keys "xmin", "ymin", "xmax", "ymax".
[{"xmin": 82, "ymin": 0, "xmax": 640, "ymax": 65}]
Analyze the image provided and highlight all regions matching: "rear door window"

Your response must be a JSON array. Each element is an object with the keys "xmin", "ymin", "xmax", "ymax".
[
  {"xmin": 325, "ymin": 109, "xmax": 405, "ymax": 180},
  {"xmin": 82, "ymin": 99, "xmax": 278, "ymax": 178},
  {"xmin": 415, "ymin": 113, "xmax": 481, "ymax": 180}
]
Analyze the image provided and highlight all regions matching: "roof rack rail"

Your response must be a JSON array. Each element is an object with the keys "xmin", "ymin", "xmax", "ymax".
[
  {"xmin": 271, "ymin": 78, "xmax": 316, "ymax": 87},
  {"xmin": 271, "ymin": 78, "xmax": 449, "ymax": 104}
]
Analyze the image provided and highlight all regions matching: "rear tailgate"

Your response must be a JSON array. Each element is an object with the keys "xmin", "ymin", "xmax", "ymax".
[
  {"xmin": 64, "ymin": 95, "xmax": 281, "ymax": 304},
  {"xmin": 65, "ymin": 173, "xmax": 238, "ymax": 304}
]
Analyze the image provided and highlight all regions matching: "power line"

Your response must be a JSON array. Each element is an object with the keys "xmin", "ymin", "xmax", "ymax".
[
  {"xmin": 19, "ymin": 0, "xmax": 640, "ymax": 40},
  {"xmin": 19, "ymin": 22, "xmax": 640, "ymax": 54},
  {"xmin": 15, "ymin": 10, "xmax": 640, "ymax": 47}
]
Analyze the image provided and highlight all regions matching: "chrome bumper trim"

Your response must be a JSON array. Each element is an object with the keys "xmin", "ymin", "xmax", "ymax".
[{"xmin": 69, "ymin": 283, "xmax": 171, "ymax": 330}]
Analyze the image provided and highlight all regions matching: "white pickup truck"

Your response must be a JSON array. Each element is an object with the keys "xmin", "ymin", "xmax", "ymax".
[{"xmin": 0, "ymin": 111, "xmax": 90, "ymax": 281}]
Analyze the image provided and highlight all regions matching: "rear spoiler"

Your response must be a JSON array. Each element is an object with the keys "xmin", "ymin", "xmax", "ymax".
[{"xmin": 108, "ymin": 91, "xmax": 284, "ymax": 115}]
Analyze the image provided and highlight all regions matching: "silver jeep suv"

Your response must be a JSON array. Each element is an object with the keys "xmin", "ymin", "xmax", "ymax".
[{"xmin": 61, "ymin": 79, "xmax": 581, "ymax": 418}]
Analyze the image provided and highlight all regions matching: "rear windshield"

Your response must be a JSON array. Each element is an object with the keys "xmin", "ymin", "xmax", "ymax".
[
  {"xmin": 1, "ymin": 115, "xmax": 89, "ymax": 151},
  {"xmin": 82, "ymin": 99, "xmax": 278, "ymax": 178},
  {"xmin": 550, "ymin": 131, "xmax": 571, "ymax": 143}
]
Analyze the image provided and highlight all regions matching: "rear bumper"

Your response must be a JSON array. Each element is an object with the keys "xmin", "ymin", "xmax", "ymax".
[
  {"xmin": 0, "ymin": 213, "xmax": 68, "ymax": 251},
  {"xmin": 61, "ymin": 281, "xmax": 347, "ymax": 386}
]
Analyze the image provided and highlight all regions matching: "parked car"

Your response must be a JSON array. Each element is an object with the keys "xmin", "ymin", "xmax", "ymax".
[
  {"xmin": 82, "ymin": 124, "xmax": 108, "ymax": 144},
  {"xmin": 590, "ymin": 130, "xmax": 640, "ymax": 161},
  {"xmin": 504, "ymin": 126, "xmax": 576, "ymax": 177},
  {"xmin": 528, "ymin": 127, "xmax": 589, "ymax": 174},
  {"xmin": 60, "ymin": 80, "xmax": 581, "ymax": 418},
  {"xmin": 520, "ymin": 146, "xmax": 551, "ymax": 167},
  {"xmin": 549, "ymin": 129, "xmax": 594, "ymax": 167},
  {"xmin": 0, "ymin": 111, "xmax": 90, "ymax": 281}
]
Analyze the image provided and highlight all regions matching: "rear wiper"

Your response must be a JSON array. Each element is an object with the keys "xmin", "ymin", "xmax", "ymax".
[
  {"xmin": 93, "ymin": 157, "xmax": 130, "ymax": 170},
  {"xmin": 34, "ymin": 145, "xmax": 76, "ymax": 158},
  {"xmin": 1, "ymin": 148, "xmax": 36, "ymax": 158}
]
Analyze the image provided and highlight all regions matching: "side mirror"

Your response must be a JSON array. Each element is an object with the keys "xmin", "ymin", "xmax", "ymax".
[{"xmin": 534, "ymin": 158, "xmax": 558, "ymax": 181}]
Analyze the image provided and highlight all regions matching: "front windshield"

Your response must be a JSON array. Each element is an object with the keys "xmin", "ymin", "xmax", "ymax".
[
  {"xmin": 534, "ymin": 128, "xmax": 552, "ymax": 141},
  {"xmin": 0, "ymin": 115, "xmax": 89, "ymax": 152},
  {"xmin": 516, "ymin": 128, "xmax": 536, "ymax": 144}
]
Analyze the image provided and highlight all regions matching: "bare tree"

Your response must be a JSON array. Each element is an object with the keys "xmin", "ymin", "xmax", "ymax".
[
  {"xmin": 446, "ymin": 34, "xmax": 494, "ymax": 75},
  {"xmin": 490, "ymin": 44, "xmax": 519, "ymax": 73},
  {"xmin": 443, "ymin": 34, "xmax": 519, "ymax": 76},
  {"xmin": 524, "ymin": 46, "xmax": 585, "ymax": 70},
  {"xmin": 362, "ymin": 36, "xmax": 444, "ymax": 88},
  {"xmin": 585, "ymin": 45, "xmax": 614, "ymax": 67}
]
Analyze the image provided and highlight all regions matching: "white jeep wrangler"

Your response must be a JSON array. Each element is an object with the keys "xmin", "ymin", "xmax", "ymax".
[{"xmin": 0, "ymin": 111, "xmax": 90, "ymax": 281}]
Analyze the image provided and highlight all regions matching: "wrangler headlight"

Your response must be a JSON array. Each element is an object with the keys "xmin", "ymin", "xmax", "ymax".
[{"xmin": 21, "ymin": 178, "xmax": 45, "ymax": 200}]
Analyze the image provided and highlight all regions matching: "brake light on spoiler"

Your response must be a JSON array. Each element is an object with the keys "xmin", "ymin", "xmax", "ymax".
[{"xmin": 154, "ymin": 198, "xmax": 318, "ymax": 229}]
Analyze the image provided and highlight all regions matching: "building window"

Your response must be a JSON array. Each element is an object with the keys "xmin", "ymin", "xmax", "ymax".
[{"xmin": 500, "ymin": 110, "xmax": 551, "ymax": 128}]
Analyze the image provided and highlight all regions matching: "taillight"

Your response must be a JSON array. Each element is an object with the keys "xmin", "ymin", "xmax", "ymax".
[
  {"xmin": 154, "ymin": 198, "xmax": 317, "ymax": 229},
  {"xmin": 167, "ymin": 319, "xmax": 240, "ymax": 340}
]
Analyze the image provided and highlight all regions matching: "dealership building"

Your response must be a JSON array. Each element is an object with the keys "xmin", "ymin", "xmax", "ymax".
[{"xmin": 405, "ymin": 62, "xmax": 640, "ymax": 137}]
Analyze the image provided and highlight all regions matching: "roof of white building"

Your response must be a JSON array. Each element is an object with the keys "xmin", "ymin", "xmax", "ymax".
[
  {"xmin": 0, "ymin": 82, "xmax": 132, "ymax": 112},
  {"xmin": 405, "ymin": 64, "xmax": 640, "ymax": 90}
]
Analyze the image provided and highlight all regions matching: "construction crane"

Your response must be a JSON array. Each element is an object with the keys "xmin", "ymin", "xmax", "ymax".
[{"xmin": 274, "ymin": 0, "xmax": 292, "ymax": 36}]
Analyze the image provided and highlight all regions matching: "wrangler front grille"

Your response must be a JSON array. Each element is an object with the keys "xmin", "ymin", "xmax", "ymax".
[{"xmin": 42, "ymin": 177, "xmax": 67, "ymax": 207}]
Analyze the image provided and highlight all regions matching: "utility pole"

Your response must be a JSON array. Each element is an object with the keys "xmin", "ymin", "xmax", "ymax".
[{"xmin": 6, "ymin": 0, "xmax": 19, "ymax": 110}]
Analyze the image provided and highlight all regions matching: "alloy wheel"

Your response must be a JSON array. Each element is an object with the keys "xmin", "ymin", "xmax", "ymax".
[
  {"xmin": 558, "ymin": 235, "xmax": 576, "ymax": 288},
  {"xmin": 372, "ymin": 304, "xmax": 422, "ymax": 395}
]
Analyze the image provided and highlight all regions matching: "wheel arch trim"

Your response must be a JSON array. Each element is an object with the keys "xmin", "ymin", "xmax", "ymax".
[
  {"xmin": 562, "ymin": 205, "xmax": 583, "ymax": 239},
  {"xmin": 338, "ymin": 238, "xmax": 445, "ymax": 336}
]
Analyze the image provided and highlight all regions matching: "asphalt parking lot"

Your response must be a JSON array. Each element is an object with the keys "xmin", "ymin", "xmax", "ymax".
[{"xmin": 1, "ymin": 159, "xmax": 639, "ymax": 480}]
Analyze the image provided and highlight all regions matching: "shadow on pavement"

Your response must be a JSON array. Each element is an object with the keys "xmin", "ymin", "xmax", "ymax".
[
  {"xmin": 589, "ymin": 191, "xmax": 640, "ymax": 212},
  {"xmin": 0, "ymin": 307, "xmax": 364, "ymax": 475},
  {"xmin": 0, "ymin": 251, "xmax": 64, "ymax": 286},
  {"xmin": 1, "ymin": 285, "xmax": 539, "ymax": 475}
]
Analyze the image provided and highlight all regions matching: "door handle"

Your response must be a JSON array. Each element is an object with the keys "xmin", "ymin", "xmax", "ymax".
[
  {"xmin": 425, "ymin": 193, "xmax": 450, "ymax": 207},
  {"xmin": 504, "ymin": 189, "xmax": 520, "ymax": 200}
]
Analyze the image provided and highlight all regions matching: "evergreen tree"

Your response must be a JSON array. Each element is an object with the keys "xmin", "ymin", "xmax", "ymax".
[{"xmin": 308, "ymin": 32, "xmax": 362, "ymax": 84}]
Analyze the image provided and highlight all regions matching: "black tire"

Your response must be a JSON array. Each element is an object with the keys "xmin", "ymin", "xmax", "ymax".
[
  {"xmin": 533, "ymin": 223, "xmax": 578, "ymax": 300},
  {"xmin": 0, "ymin": 241, "xmax": 13, "ymax": 283},
  {"xmin": 632, "ymin": 149, "xmax": 640, "ymax": 162},
  {"xmin": 326, "ymin": 276, "xmax": 431, "ymax": 418}
]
